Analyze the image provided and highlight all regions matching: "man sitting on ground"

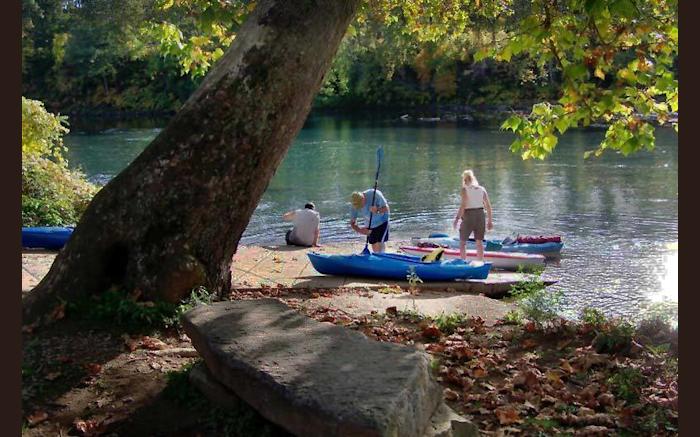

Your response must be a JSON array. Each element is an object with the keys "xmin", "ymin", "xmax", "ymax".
[{"xmin": 282, "ymin": 202, "xmax": 320, "ymax": 247}]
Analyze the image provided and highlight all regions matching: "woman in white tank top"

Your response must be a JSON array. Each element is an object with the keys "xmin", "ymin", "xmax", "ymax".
[{"xmin": 452, "ymin": 170, "xmax": 493, "ymax": 262}]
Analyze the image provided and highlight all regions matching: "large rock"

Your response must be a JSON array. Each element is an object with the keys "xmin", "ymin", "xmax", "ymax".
[
  {"xmin": 189, "ymin": 363, "xmax": 478, "ymax": 437},
  {"xmin": 182, "ymin": 299, "xmax": 445, "ymax": 436}
]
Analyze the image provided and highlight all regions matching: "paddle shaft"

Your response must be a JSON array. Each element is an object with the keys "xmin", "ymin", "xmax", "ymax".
[{"xmin": 364, "ymin": 150, "xmax": 382, "ymax": 251}]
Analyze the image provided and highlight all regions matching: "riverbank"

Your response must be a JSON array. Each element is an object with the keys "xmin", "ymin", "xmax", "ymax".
[{"xmin": 21, "ymin": 264, "xmax": 678, "ymax": 436}]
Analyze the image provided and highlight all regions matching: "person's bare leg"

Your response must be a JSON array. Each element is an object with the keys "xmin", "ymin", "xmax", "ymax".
[
  {"xmin": 459, "ymin": 240, "xmax": 467, "ymax": 260},
  {"xmin": 476, "ymin": 240, "xmax": 484, "ymax": 261},
  {"xmin": 372, "ymin": 242, "xmax": 385, "ymax": 253}
]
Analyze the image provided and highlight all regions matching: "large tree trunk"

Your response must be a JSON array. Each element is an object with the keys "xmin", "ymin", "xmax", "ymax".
[{"xmin": 23, "ymin": 0, "xmax": 360, "ymax": 324}]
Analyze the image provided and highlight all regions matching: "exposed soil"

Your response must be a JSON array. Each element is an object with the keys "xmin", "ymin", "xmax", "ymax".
[{"xmin": 22, "ymin": 287, "xmax": 678, "ymax": 436}]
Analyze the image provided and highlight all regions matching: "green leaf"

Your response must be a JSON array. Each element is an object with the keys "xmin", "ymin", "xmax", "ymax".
[
  {"xmin": 554, "ymin": 117, "xmax": 570, "ymax": 134},
  {"xmin": 473, "ymin": 48, "xmax": 490, "ymax": 62},
  {"xmin": 609, "ymin": 0, "xmax": 637, "ymax": 19},
  {"xmin": 564, "ymin": 63, "xmax": 588, "ymax": 81},
  {"xmin": 542, "ymin": 134, "xmax": 558, "ymax": 152},
  {"xmin": 501, "ymin": 116, "xmax": 522, "ymax": 131}
]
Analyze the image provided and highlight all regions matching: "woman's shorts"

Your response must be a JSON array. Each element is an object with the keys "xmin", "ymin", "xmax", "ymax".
[
  {"xmin": 368, "ymin": 221, "xmax": 389, "ymax": 244},
  {"xmin": 460, "ymin": 208, "xmax": 485, "ymax": 241}
]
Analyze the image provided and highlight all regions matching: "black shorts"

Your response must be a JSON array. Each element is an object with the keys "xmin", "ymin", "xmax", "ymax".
[{"xmin": 368, "ymin": 221, "xmax": 389, "ymax": 244}]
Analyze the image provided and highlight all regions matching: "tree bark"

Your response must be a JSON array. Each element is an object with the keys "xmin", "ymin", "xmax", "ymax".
[{"xmin": 23, "ymin": 0, "xmax": 360, "ymax": 323}]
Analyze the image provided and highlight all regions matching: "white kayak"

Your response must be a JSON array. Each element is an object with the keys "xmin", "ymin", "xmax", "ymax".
[{"xmin": 399, "ymin": 245, "xmax": 546, "ymax": 271}]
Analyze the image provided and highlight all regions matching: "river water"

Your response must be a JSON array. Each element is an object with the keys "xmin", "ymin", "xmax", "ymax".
[{"xmin": 64, "ymin": 115, "xmax": 678, "ymax": 319}]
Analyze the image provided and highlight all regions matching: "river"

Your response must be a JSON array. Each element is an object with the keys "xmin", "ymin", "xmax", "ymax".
[{"xmin": 64, "ymin": 115, "xmax": 678, "ymax": 320}]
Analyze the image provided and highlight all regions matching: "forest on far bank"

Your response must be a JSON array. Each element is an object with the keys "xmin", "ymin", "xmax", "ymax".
[{"xmin": 22, "ymin": 0, "xmax": 572, "ymax": 115}]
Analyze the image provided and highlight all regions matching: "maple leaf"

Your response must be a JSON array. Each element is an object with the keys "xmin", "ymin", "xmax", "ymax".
[
  {"xmin": 513, "ymin": 369, "xmax": 540, "ymax": 389},
  {"xmin": 422, "ymin": 324, "xmax": 442, "ymax": 339},
  {"xmin": 495, "ymin": 406, "xmax": 522, "ymax": 425}
]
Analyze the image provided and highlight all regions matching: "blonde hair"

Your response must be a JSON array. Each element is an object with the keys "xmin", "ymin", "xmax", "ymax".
[
  {"xmin": 350, "ymin": 191, "xmax": 364, "ymax": 209},
  {"xmin": 462, "ymin": 169, "xmax": 479, "ymax": 187}
]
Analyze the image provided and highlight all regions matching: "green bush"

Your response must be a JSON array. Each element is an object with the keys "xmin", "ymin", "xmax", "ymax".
[
  {"xmin": 21, "ymin": 97, "xmax": 68, "ymax": 162},
  {"xmin": 22, "ymin": 97, "xmax": 98, "ymax": 227},
  {"xmin": 22, "ymin": 155, "xmax": 98, "ymax": 226}
]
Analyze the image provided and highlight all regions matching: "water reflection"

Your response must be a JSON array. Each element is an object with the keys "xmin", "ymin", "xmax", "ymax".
[{"xmin": 63, "ymin": 116, "xmax": 678, "ymax": 319}]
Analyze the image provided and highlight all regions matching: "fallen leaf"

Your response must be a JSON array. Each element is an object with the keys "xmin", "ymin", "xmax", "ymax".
[
  {"xmin": 422, "ymin": 324, "xmax": 442, "ymax": 339},
  {"xmin": 49, "ymin": 302, "xmax": 66, "ymax": 321},
  {"xmin": 44, "ymin": 371, "xmax": 62, "ymax": 381},
  {"xmin": 597, "ymin": 393, "xmax": 615, "ymax": 407},
  {"xmin": 444, "ymin": 388, "xmax": 460, "ymax": 401},
  {"xmin": 523, "ymin": 400, "xmax": 538, "ymax": 412},
  {"xmin": 451, "ymin": 346, "xmax": 476, "ymax": 360},
  {"xmin": 385, "ymin": 306, "xmax": 398, "ymax": 316},
  {"xmin": 575, "ymin": 425, "xmax": 611, "ymax": 436},
  {"xmin": 470, "ymin": 366, "xmax": 488, "ymax": 378},
  {"xmin": 22, "ymin": 322, "xmax": 39, "ymax": 334},
  {"xmin": 84, "ymin": 363, "xmax": 102, "ymax": 375},
  {"xmin": 310, "ymin": 292, "xmax": 320, "ymax": 298},
  {"xmin": 578, "ymin": 406, "xmax": 595, "ymax": 417},
  {"xmin": 495, "ymin": 406, "xmax": 522, "ymax": 425},
  {"xmin": 560, "ymin": 359, "xmax": 575, "ymax": 374},
  {"xmin": 514, "ymin": 369, "xmax": 540, "ymax": 389},
  {"xmin": 546, "ymin": 369, "xmax": 565, "ymax": 385},
  {"xmin": 73, "ymin": 418, "xmax": 106, "ymax": 436},
  {"xmin": 572, "ymin": 352, "xmax": 609, "ymax": 372},
  {"xmin": 521, "ymin": 338, "xmax": 538, "ymax": 349},
  {"xmin": 557, "ymin": 338, "xmax": 573, "ymax": 350},
  {"xmin": 122, "ymin": 334, "xmax": 139, "ymax": 352},
  {"xmin": 140, "ymin": 336, "xmax": 167, "ymax": 350},
  {"xmin": 26, "ymin": 410, "xmax": 49, "ymax": 426}
]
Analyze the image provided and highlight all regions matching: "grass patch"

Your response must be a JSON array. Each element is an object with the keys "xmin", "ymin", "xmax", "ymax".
[
  {"xmin": 432, "ymin": 312, "xmax": 470, "ymax": 334},
  {"xmin": 66, "ymin": 286, "xmax": 214, "ymax": 333},
  {"xmin": 608, "ymin": 366, "xmax": 644, "ymax": 404}
]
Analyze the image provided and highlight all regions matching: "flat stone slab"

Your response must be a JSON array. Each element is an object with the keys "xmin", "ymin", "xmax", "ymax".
[
  {"xmin": 182, "ymin": 299, "xmax": 445, "ymax": 437},
  {"xmin": 189, "ymin": 363, "xmax": 477, "ymax": 437}
]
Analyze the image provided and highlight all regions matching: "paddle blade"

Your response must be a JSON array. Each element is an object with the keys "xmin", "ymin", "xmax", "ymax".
[
  {"xmin": 361, "ymin": 245, "xmax": 371, "ymax": 255},
  {"xmin": 376, "ymin": 146, "xmax": 384, "ymax": 165}
]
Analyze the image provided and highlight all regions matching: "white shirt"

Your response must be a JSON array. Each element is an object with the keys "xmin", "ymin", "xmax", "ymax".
[
  {"xmin": 464, "ymin": 185, "xmax": 486, "ymax": 209},
  {"xmin": 290, "ymin": 209, "xmax": 320, "ymax": 245}
]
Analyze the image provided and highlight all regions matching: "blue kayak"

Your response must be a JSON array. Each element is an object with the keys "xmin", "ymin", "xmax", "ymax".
[
  {"xmin": 412, "ymin": 234, "xmax": 563, "ymax": 257},
  {"xmin": 308, "ymin": 251, "xmax": 491, "ymax": 281},
  {"xmin": 22, "ymin": 226, "xmax": 74, "ymax": 250}
]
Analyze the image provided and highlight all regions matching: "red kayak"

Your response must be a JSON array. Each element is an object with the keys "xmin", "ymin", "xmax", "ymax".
[{"xmin": 399, "ymin": 246, "xmax": 545, "ymax": 271}]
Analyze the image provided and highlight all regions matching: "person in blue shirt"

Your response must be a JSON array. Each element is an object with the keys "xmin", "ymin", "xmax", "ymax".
[{"xmin": 350, "ymin": 189, "xmax": 390, "ymax": 253}]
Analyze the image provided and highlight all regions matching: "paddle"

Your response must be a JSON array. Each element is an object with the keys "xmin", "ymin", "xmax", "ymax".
[{"xmin": 362, "ymin": 146, "xmax": 384, "ymax": 255}]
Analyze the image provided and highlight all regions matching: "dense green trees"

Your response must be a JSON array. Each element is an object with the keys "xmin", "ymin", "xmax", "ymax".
[
  {"xmin": 22, "ymin": 0, "xmax": 677, "ymax": 159},
  {"xmin": 21, "ymin": 0, "xmax": 560, "ymax": 113},
  {"xmin": 21, "ymin": 97, "xmax": 97, "ymax": 226}
]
